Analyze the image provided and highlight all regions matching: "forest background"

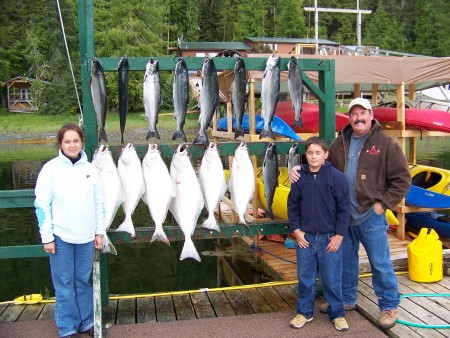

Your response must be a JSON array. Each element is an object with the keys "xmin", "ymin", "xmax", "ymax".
[{"xmin": 0, "ymin": 0, "xmax": 449, "ymax": 117}]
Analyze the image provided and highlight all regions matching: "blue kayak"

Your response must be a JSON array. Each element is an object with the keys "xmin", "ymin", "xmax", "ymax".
[
  {"xmin": 405, "ymin": 185, "xmax": 450, "ymax": 209},
  {"xmin": 217, "ymin": 114, "xmax": 301, "ymax": 141},
  {"xmin": 406, "ymin": 211, "xmax": 450, "ymax": 238}
]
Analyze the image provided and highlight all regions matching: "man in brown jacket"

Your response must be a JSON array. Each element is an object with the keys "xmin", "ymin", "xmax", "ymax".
[{"xmin": 291, "ymin": 98, "xmax": 411, "ymax": 329}]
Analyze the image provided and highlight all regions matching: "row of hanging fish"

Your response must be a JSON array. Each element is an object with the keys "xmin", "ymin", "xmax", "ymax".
[
  {"xmin": 92, "ymin": 142, "xmax": 256, "ymax": 262},
  {"xmin": 90, "ymin": 55, "xmax": 304, "ymax": 145}
]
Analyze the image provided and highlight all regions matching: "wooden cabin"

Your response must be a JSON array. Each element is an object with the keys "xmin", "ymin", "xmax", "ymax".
[
  {"xmin": 176, "ymin": 38, "xmax": 252, "ymax": 58},
  {"xmin": 5, "ymin": 76, "xmax": 48, "ymax": 113},
  {"xmin": 243, "ymin": 37, "xmax": 340, "ymax": 55}
]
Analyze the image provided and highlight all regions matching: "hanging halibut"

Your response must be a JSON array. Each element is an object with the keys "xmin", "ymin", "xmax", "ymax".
[
  {"xmin": 228, "ymin": 142, "xmax": 255, "ymax": 225},
  {"xmin": 117, "ymin": 143, "xmax": 145, "ymax": 237},
  {"xmin": 90, "ymin": 58, "xmax": 108, "ymax": 143},
  {"xmin": 262, "ymin": 142, "xmax": 278, "ymax": 220},
  {"xmin": 143, "ymin": 58, "xmax": 162, "ymax": 140},
  {"xmin": 169, "ymin": 144, "xmax": 204, "ymax": 261},
  {"xmin": 92, "ymin": 145, "xmax": 123, "ymax": 255},
  {"xmin": 199, "ymin": 142, "xmax": 226, "ymax": 232},
  {"xmin": 142, "ymin": 144, "xmax": 175, "ymax": 245}
]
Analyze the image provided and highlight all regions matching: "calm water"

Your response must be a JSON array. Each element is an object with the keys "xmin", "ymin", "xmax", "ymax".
[{"xmin": 0, "ymin": 137, "xmax": 449, "ymax": 301}]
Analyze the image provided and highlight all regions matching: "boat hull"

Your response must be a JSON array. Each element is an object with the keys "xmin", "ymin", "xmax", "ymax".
[
  {"xmin": 406, "ymin": 212, "xmax": 450, "ymax": 238},
  {"xmin": 216, "ymin": 114, "xmax": 301, "ymax": 141},
  {"xmin": 406, "ymin": 185, "xmax": 450, "ymax": 208},
  {"xmin": 273, "ymin": 101, "xmax": 349, "ymax": 133},
  {"xmin": 410, "ymin": 164, "xmax": 450, "ymax": 195},
  {"xmin": 372, "ymin": 107, "xmax": 450, "ymax": 133}
]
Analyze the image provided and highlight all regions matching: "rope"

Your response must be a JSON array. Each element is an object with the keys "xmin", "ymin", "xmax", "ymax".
[
  {"xmin": 55, "ymin": 0, "xmax": 84, "ymax": 125},
  {"xmin": 396, "ymin": 293, "xmax": 450, "ymax": 328},
  {"xmin": 250, "ymin": 242, "xmax": 297, "ymax": 264}
]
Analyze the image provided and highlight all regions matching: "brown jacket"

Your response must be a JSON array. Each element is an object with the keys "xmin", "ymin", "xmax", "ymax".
[{"xmin": 328, "ymin": 120, "xmax": 411, "ymax": 212}]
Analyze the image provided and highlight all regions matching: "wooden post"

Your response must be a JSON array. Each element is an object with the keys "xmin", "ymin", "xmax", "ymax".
[
  {"xmin": 409, "ymin": 83, "xmax": 416, "ymax": 101},
  {"xmin": 93, "ymin": 249, "xmax": 103, "ymax": 338},
  {"xmin": 372, "ymin": 84, "xmax": 378, "ymax": 105},
  {"xmin": 354, "ymin": 83, "xmax": 361, "ymax": 98},
  {"xmin": 396, "ymin": 83, "xmax": 406, "ymax": 240}
]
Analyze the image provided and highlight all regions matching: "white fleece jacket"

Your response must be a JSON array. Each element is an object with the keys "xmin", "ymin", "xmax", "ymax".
[{"xmin": 34, "ymin": 149, "xmax": 106, "ymax": 244}]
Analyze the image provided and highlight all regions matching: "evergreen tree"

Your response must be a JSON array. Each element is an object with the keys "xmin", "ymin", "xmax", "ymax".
[
  {"xmin": 234, "ymin": 0, "xmax": 266, "ymax": 41},
  {"xmin": 363, "ymin": 0, "xmax": 405, "ymax": 52},
  {"xmin": 276, "ymin": 0, "xmax": 307, "ymax": 38}
]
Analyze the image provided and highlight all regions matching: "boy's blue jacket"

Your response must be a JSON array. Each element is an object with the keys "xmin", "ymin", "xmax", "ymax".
[{"xmin": 288, "ymin": 161, "xmax": 350, "ymax": 236}]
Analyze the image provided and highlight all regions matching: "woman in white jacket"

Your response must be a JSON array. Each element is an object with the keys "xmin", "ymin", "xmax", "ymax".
[{"xmin": 35, "ymin": 123, "xmax": 105, "ymax": 338}]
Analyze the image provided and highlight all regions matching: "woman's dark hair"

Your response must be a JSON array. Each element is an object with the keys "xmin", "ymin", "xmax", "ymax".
[
  {"xmin": 305, "ymin": 136, "xmax": 328, "ymax": 152},
  {"xmin": 56, "ymin": 123, "xmax": 85, "ymax": 147}
]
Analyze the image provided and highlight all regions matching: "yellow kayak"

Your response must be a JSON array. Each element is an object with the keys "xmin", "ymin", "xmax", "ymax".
[
  {"xmin": 13, "ymin": 294, "xmax": 43, "ymax": 305},
  {"xmin": 256, "ymin": 167, "xmax": 399, "ymax": 225},
  {"xmin": 410, "ymin": 164, "xmax": 450, "ymax": 195}
]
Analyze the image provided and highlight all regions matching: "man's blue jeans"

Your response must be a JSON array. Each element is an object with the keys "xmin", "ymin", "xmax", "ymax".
[
  {"xmin": 49, "ymin": 236, "xmax": 94, "ymax": 337},
  {"xmin": 342, "ymin": 212, "xmax": 400, "ymax": 310},
  {"xmin": 296, "ymin": 233, "xmax": 345, "ymax": 321}
]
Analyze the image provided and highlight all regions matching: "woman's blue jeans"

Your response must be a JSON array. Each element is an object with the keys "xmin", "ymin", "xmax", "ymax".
[
  {"xmin": 296, "ymin": 233, "xmax": 345, "ymax": 321},
  {"xmin": 342, "ymin": 212, "xmax": 400, "ymax": 310},
  {"xmin": 49, "ymin": 236, "xmax": 94, "ymax": 337}
]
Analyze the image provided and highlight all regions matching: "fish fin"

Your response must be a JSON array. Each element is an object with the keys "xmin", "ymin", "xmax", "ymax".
[
  {"xmin": 120, "ymin": 133, "xmax": 125, "ymax": 146},
  {"xmin": 234, "ymin": 128, "xmax": 245, "ymax": 140},
  {"xmin": 98, "ymin": 129, "xmax": 108, "ymax": 143},
  {"xmin": 115, "ymin": 217, "xmax": 136, "ymax": 237},
  {"xmin": 102, "ymin": 235, "xmax": 117, "ymax": 255},
  {"xmin": 146, "ymin": 129, "xmax": 160, "ymax": 140},
  {"xmin": 293, "ymin": 118, "xmax": 304, "ymax": 129},
  {"xmin": 172, "ymin": 129, "xmax": 187, "ymax": 142},
  {"xmin": 259, "ymin": 127, "xmax": 275, "ymax": 140},
  {"xmin": 151, "ymin": 227, "xmax": 170, "ymax": 245},
  {"xmin": 179, "ymin": 236, "xmax": 201, "ymax": 262},
  {"xmin": 193, "ymin": 132, "xmax": 208, "ymax": 145},
  {"xmin": 202, "ymin": 214, "xmax": 221, "ymax": 232}
]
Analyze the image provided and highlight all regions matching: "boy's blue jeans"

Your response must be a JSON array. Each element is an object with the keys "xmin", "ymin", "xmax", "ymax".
[
  {"xmin": 296, "ymin": 232, "xmax": 345, "ymax": 321},
  {"xmin": 342, "ymin": 212, "xmax": 400, "ymax": 310},
  {"xmin": 49, "ymin": 235, "xmax": 95, "ymax": 337}
]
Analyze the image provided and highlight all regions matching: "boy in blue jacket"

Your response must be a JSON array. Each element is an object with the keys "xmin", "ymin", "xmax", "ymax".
[{"xmin": 288, "ymin": 136, "xmax": 350, "ymax": 331}]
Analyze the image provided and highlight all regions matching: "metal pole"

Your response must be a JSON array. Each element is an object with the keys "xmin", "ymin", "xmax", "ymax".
[
  {"xmin": 357, "ymin": 0, "xmax": 361, "ymax": 47},
  {"xmin": 315, "ymin": 0, "xmax": 319, "ymax": 54}
]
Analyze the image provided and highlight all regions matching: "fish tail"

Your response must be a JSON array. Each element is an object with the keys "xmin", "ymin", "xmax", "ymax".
[
  {"xmin": 259, "ymin": 126, "xmax": 275, "ymax": 140},
  {"xmin": 115, "ymin": 217, "xmax": 136, "ymax": 237},
  {"xmin": 265, "ymin": 207, "xmax": 274, "ymax": 220},
  {"xmin": 234, "ymin": 128, "xmax": 245, "ymax": 140},
  {"xmin": 293, "ymin": 118, "xmax": 304, "ymax": 129},
  {"xmin": 98, "ymin": 128, "xmax": 108, "ymax": 143},
  {"xmin": 179, "ymin": 236, "xmax": 201, "ymax": 262},
  {"xmin": 102, "ymin": 235, "xmax": 117, "ymax": 255},
  {"xmin": 151, "ymin": 227, "xmax": 170, "ymax": 245},
  {"xmin": 146, "ymin": 128, "xmax": 160, "ymax": 140},
  {"xmin": 172, "ymin": 129, "xmax": 187, "ymax": 142},
  {"xmin": 202, "ymin": 214, "xmax": 221, "ymax": 232},
  {"xmin": 193, "ymin": 132, "xmax": 208, "ymax": 145},
  {"xmin": 120, "ymin": 132, "xmax": 125, "ymax": 146}
]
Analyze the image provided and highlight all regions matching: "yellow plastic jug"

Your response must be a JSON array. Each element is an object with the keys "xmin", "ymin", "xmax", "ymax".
[{"xmin": 407, "ymin": 228, "xmax": 443, "ymax": 282}]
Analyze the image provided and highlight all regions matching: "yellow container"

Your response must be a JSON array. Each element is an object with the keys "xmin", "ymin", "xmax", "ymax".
[{"xmin": 407, "ymin": 228, "xmax": 443, "ymax": 282}]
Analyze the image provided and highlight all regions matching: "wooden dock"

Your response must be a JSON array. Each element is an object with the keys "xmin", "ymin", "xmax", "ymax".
[
  {"xmin": 1, "ymin": 228, "xmax": 449, "ymax": 337},
  {"xmin": 1, "ymin": 277, "xmax": 450, "ymax": 338}
]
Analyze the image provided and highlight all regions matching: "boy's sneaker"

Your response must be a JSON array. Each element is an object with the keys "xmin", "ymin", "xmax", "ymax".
[
  {"xmin": 290, "ymin": 314, "xmax": 313, "ymax": 329},
  {"xmin": 378, "ymin": 309, "xmax": 397, "ymax": 329},
  {"xmin": 319, "ymin": 303, "xmax": 356, "ymax": 313},
  {"xmin": 333, "ymin": 317, "xmax": 349, "ymax": 331}
]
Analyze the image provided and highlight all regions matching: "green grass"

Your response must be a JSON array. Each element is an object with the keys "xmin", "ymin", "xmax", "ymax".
[{"xmin": 0, "ymin": 109, "xmax": 200, "ymax": 134}]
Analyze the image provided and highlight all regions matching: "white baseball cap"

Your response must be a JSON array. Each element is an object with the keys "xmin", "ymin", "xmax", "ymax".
[{"xmin": 348, "ymin": 98, "xmax": 372, "ymax": 112}]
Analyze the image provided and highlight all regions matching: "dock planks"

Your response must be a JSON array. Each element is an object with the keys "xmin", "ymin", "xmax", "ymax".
[{"xmin": 1, "ymin": 229, "xmax": 449, "ymax": 337}]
